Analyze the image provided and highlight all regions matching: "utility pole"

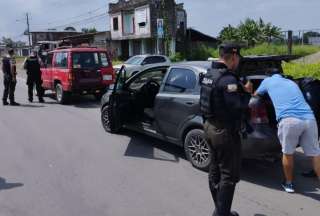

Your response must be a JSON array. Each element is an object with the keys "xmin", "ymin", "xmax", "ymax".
[{"xmin": 26, "ymin": 13, "xmax": 32, "ymax": 49}]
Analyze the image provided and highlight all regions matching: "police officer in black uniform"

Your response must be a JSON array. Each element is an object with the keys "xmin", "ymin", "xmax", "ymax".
[
  {"xmin": 200, "ymin": 44, "xmax": 252, "ymax": 216},
  {"xmin": 2, "ymin": 48, "xmax": 20, "ymax": 106},
  {"xmin": 23, "ymin": 50, "xmax": 44, "ymax": 103}
]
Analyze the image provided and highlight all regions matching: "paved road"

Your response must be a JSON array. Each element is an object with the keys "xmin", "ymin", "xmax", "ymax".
[{"xmin": 0, "ymin": 75, "xmax": 319, "ymax": 216}]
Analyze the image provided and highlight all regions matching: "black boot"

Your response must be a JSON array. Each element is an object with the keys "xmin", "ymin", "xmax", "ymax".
[
  {"xmin": 39, "ymin": 97, "xmax": 45, "ymax": 103},
  {"xmin": 215, "ymin": 184, "xmax": 237, "ymax": 216},
  {"xmin": 3, "ymin": 100, "xmax": 9, "ymax": 106}
]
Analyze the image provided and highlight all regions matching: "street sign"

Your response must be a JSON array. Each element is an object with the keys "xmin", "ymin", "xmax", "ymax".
[{"xmin": 157, "ymin": 19, "xmax": 164, "ymax": 38}]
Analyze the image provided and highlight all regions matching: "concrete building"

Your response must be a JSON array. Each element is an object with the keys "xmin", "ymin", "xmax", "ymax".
[
  {"xmin": 108, "ymin": 0, "xmax": 187, "ymax": 59},
  {"xmin": 308, "ymin": 37, "xmax": 320, "ymax": 45}
]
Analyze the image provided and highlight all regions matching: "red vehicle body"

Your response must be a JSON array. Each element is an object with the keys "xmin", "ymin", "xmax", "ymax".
[{"xmin": 41, "ymin": 47, "xmax": 115, "ymax": 104}]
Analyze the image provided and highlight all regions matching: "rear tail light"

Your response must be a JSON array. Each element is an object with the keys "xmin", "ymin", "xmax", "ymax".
[
  {"xmin": 68, "ymin": 73, "xmax": 74, "ymax": 82},
  {"xmin": 250, "ymin": 100, "xmax": 269, "ymax": 124}
]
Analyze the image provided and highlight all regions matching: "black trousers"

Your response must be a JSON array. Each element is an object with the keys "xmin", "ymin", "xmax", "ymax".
[
  {"xmin": 2, "ymin": 76, "xmax": 17, "ymax": 102},
  {"xmin": 27, "ymin": 77, "xmax": 43, "ymax": 101},
  {"xmin": 206, "ymin": 122, "xmax": 242, "ymax": 216}
]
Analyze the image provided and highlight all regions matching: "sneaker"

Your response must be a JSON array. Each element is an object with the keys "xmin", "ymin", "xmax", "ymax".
[
  {"xmin": 3, "ymin": 101, "xmax": 9, "ymax": 106},
  {"xmin": 10, "ymin": 102, "xmax": 20, "ymax": 106},
  {"xmin": 282, "ymin": 182, "xmax": 295, "ymax": 193}
]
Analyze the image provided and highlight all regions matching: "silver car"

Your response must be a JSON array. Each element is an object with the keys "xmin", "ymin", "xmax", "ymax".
[{"xmin": 113, "ymin": 54, "xmax": 171, "ymax": 77}]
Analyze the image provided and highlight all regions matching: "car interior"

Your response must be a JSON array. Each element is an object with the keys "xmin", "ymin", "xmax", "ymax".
[{"xmin": 124, "ymin": 67, "xmax": 169, "ymax": 124}]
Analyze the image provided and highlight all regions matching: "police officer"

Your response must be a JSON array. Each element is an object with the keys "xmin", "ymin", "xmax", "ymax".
[
  {"xmin": 2, "ymin": 48, "xmax": 20, "ymax": 106},
  {"xmin": 200, "ymin": 44, "xmax": 252, "ymax": 216},
  {"xmin": 23, "ymin": 50, "xmax": 44, "ymax": 103}
]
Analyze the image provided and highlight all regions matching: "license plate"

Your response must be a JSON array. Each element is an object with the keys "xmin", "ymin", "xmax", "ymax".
[{"xmin": 103, "ymin": 75, "xmax": 113, "ymax": 81}]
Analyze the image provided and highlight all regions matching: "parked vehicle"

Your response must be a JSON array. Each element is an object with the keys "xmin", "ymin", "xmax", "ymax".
[
  {"xmin": 113, "ymin": 54, "xmax": 170, "ymax": 77},
  {"xmin": 101, "ymin": 56, "xmax": 296, "ymax": 170},
  {"xmin": 41, "ymin": 47, "xmax": 115, "ymax": 104}
]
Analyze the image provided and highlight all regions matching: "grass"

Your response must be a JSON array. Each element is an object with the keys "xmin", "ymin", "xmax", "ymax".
[
  {"xmin": 283, "ymin": 62, "xmax": 320, "ymax": 79},
  {"xmin": 112, "ymin": 59, "xmax": 124, "ymax": 65},
  {"xmin": 209, "ymin": 43, "xmax": 320, "ymax": 58}
]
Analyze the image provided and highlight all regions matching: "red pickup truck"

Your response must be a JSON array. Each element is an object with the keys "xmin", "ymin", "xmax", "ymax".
[{"xmin": 41, "ymin": 47, "xmax": 115, "ymax": 104}]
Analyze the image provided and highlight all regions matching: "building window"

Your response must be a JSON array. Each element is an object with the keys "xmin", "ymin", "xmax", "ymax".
[{"xmin": 113, "ymin": 17, "xmax": 119, "ymax": 31}]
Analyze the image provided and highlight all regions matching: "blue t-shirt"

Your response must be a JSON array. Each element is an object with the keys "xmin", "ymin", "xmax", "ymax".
[{"xmin": 256, "ymin": 74, "xmax": 315, "ymax": 121}]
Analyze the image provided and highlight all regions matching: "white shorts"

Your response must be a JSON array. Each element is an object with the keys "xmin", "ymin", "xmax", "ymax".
[{"xmin": 278, "ymin": 117, "xmax": 320, "ymax": 156}]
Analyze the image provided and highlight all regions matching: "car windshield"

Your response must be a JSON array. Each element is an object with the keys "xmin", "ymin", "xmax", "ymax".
[
  {"xmin": 124, "ymin": 56, "xmax": 144, "ymax": 65},
  {"xmin": 72, "ymin": 52, "xmax": 109, "ymax": 69}
]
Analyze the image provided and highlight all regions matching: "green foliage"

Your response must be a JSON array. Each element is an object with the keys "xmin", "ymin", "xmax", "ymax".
[
  {"xmin": 208, "ymin": 44, "xmax": 320, "ymax": 59},
  {"xmin": 219, "ymin": 18, "xmax": 282, "ymax": 47},
  {"xmin": 283, "ymin": 62, "xmax": 320, "ymax": 79},
  {"xmin": 81, "ymin": 27, "xmax": 97, "ymax": 33},
  {"xmin": 188, "ymin": 44, "xmax": 216, "ymax": 61},
  {"xmin": 169, "ymin": 52, "xmax": 185, "ymax": 62}
]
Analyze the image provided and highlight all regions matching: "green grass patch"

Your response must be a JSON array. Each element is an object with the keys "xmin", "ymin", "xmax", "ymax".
[
  {"xmin": 112, "ymin": 59, "xmax": 124, "ymax": 65},
  {"xmin": 283, "ymin": 62, "xmax": 320, "ymax": 79},
  {"xmin": 208, "ymin": 44, "xmax": 320, "ymax": 58}
]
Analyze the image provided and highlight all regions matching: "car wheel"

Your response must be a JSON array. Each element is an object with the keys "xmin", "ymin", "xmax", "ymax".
[
  {"xmin": 55, "ymin": 83, "xmax": 69, "ymax": 104},
  {"xmin": 184, "ymin": 129, "xmax": 212, "ymax": 171},
  {"xmin": 101, "ymin": 104, "xmax": 121, "ymax": 133}
]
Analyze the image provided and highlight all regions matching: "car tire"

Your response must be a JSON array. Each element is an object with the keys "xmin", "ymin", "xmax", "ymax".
[
  {"xmin": 55, "ymin": 83, "xmax": 69, "ymax": 104},
  {"xmin": 101, "ymin": 104, "xmax": 121, "ymax": 133},
  {"xmin": 184, "ymin": 129, "xmax": 212, "ymax": 171}
]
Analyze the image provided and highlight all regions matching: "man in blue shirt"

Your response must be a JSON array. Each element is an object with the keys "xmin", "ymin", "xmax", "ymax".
[{"xmin": 255, "ymin": 71, "xmax": 320, "ymax": 193}]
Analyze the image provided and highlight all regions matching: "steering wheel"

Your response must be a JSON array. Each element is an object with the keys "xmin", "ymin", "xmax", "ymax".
[{"xmin": 140, "ymin": 79, "xmax": 160, "ymax": 107}]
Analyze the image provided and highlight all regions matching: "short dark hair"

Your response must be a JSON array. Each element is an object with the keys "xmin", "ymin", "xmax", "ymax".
[{"xmin": 265, "ymin": 68, "xmax": 281, "ymax": 76}]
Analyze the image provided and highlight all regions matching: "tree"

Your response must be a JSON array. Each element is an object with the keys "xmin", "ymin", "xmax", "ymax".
[
  {"xmin": 64, "ymin": 26, "xmax": 77, "ymax": 32},
  {"xmin": 218, "ymin": 25, "xmax": 240, "ymax": 42},
  {"xmin": 2, "ymin": 37, "xmax": 14, "ymax": 48},
  {"xmin": 303, "ymin": 31, "xmax": 320, "ymax": 44},
  {"xmin": 218, "ymin": 18, "xmax": 282, "ymax": 47},
  {"xmin": 81, "ymin": 27, "xmax": 97, "ymax": 33}
]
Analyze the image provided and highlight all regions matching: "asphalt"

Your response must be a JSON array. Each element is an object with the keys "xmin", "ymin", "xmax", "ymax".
[{"xmin": 0, "ymin": 73, "xmax": 319, "ymax": 216}]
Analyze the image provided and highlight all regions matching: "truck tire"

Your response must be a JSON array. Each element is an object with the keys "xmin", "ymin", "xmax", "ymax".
[{"xmin": 55, "ymin": 83, "xmax": 69, "ymax": 104}]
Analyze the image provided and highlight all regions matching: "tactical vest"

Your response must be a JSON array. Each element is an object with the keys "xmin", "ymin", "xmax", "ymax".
[
  {"xmin": 25, "ymin": 57, "xmax": 41, "ymax": 75},
  {"xmin": 2, "ymin": 57, "xmax": 12, "ymax": 75},
  {"xmin": 200, "ymin": 68, "xmax": 234, "ymax": 120}
]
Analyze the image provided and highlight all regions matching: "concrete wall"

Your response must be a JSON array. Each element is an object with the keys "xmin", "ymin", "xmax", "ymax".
[{"xmin": 110, "ymin": 12, "xmax": 123, "ymax": 39}]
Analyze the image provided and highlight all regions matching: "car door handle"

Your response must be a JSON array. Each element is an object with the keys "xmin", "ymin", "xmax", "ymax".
[{"xmin": 185, "ymin": 101, "xmax": 195, "ymax": 106}]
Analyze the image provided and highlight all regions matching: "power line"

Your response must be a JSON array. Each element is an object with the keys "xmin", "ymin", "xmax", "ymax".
[
  {"xmin": 31, "ymin": 4, "xmax": 107, "ymax": 28},
  {"xmin": 48, "ymin": 13, "xmax": 107, "ymax": 29}
]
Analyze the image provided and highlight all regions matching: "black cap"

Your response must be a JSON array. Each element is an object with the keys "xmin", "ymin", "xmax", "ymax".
[{"xmin": 219, "ymin": 43, "xmax": 241, "ymax": 56}]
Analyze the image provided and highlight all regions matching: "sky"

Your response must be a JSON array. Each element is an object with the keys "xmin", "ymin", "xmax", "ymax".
[{"xmin": 1, "ymin": 0, "xmax": 320, "ymax": 42}]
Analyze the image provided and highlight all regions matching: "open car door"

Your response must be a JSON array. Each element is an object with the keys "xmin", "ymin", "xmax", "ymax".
[{"xmin": 104, "ymin": 66, "xmax": 134, "ymax": 133}]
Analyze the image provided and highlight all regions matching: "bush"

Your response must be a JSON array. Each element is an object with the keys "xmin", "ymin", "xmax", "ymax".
[
  {"xmin": 283, "ymin": 62, "xmax": 320, "ymax": 79},
  {"xmin": 170, "ymin": 52, "xmax": 185, "ymax": 62},
  {"xmin": 208, "ymin": 43, "xmax": 320, "ymax": 59}
]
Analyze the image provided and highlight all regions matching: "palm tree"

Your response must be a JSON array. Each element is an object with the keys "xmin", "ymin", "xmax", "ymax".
[{"xmin": 218, "ymin": 25, "xmax": 240, "ymax": 42}]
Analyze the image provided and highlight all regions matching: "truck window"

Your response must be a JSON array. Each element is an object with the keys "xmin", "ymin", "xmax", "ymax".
[
  {"xmin": 55, "ymin": 52, "xmax": 68, "ymax": 69},
  {"xmin": 72, "ymin": 52, "xmax": 101, "ymax": 69},
  {"xmin": 163, "ymin": 68, "xmax": 197, "ymax": 93}
]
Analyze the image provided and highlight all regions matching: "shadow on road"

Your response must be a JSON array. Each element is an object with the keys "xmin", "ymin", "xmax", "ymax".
[
  {"xmin": 241, "ymin": 152, "xmax": 320, "ymax": 202},
  {"xmin": 45, "ymin": 94, "xmax": 100, "ymax": 109},
  {"xmin": 123, "ymin": 130, "xmax": 185, "ymax": 163},
  {"xmin": 0, "ymin": 177, "xmax": 23, "ymax": 191}
]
